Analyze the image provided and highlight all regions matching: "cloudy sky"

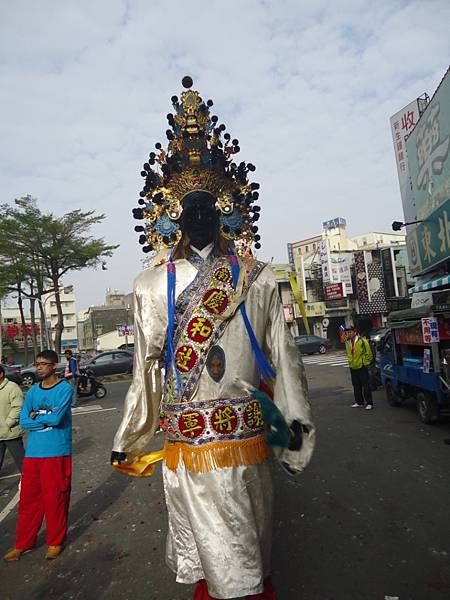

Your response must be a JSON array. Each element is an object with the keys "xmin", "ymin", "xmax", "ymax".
[{"xmin": 1, "ymin": 0, "xmax": 449, "ymax": 310}]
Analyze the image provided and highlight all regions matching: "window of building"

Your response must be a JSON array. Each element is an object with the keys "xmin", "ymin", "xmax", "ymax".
[{"xmin": 305, "ymin": 245, "xmax": 309, "ymax": 252}]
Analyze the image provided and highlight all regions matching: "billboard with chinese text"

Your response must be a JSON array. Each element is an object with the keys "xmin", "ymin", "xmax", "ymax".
[
  {"xmin": 322, "ymin": 217, "xmax": 346, "ymax": 231},
  {"xmin": 330, "ymin": 253, "xmax": 353, "ymax": 295},
  {"xmin": 406, "ymin": 197, "xmax": 450, "ymax": 274},
  {"xmin": 324, "ymin": 282, "xmax": 345, "ymax": 300},
  {"xmin": 319, "ymin": 239, "xmax": 333, "ymax": 283},
  {"xmin": 117, "ymin": 324, "xmax": 134, "ymax": 337},
  {"xmin": 390, "ymin": 99, "xmax": 424, "ymax": 224},
  {"xmin": 406, "ymin": 69, "xmax": 450, "ymax": 274}
]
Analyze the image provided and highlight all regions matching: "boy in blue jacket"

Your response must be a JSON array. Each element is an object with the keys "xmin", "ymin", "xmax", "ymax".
[{"xmin": 3, "ymin": 350, "xmax": 73, "ymax": 561}]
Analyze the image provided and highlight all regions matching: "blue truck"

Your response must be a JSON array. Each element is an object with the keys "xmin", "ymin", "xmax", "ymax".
[{"xmin": 380, "ymin": 305, "xmax": 450, "ymax": 424}]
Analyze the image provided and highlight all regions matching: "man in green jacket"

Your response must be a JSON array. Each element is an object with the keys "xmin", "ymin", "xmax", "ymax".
[
  {"xmin": 0, "ymin": 365, "xmax": 25, "ymax": 473},
  {"xmin": 345, "ymin": 326, "xmax": 374, "ymax": 410}
]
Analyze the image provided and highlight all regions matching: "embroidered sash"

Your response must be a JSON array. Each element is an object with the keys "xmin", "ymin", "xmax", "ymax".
[
  {"xmin": 161, "ymin": 395, "xmax": 269, "ymax": 472},
  {"xmin": 164, "ymin": 256, "xmax": 264, "ymax": 404}
]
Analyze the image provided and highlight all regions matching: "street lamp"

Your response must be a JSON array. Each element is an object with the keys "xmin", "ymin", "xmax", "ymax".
[{"xmin": 392, "ymin": 220, "xmax": 423, "ymax": 231}]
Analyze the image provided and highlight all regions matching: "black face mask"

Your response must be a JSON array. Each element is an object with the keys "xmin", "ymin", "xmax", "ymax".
[{"xmin": 181, "ymin": 191, "xmax": 220, "ymax": 250}]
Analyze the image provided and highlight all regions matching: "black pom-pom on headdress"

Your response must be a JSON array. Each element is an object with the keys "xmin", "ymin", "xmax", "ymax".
[{"xmin": 182, "ymin": 75, "xmax": 193, "ymax": 89}]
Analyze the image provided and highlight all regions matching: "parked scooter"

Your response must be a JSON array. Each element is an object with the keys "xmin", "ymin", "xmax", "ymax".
[{"xmin": 77, "ymin": 367, "xmax": 107, "ymax": 399}]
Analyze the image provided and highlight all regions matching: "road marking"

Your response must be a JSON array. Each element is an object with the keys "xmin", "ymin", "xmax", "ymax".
[
  {"xmin": 302, "ymin": 355, "xmax": 348, "ymax": 367},
  {"xmin": 72, "ymin": 404, "xmax": 103, "ymax": 412},
  {"xmin": 0, "ymin": 473, "xmax": 21, "ymax": 481},
  {"xmin": 72, "ymin": 407, "xmax": 117, "ymax": 416},
  {"xmin": 0, "ymin": 490, "xmax": 20, "ymax": 524}
]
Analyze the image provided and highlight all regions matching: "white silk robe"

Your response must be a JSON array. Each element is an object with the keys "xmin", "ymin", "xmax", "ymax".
[{"xmin": 113, "ymin": 255, "xmax": 315, "ymax": 599}]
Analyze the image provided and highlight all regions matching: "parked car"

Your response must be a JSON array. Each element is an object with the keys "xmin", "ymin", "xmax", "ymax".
[
  {"xmin": 83, "ymin": 350, "xmax": 133, "ymax": 377},
  {"xmin": 294, "ymin": 335, "xmax": 332, "ymax": 355},
  {"xmin": 21, "ymin": 362, "xmax": 65, "ymax": 386},
  {"xmin": 117, "ymin": 343, "xmax": 134, "ymax": 352},
  {"xmin": 0, "ymin": 364, "xmax": 23, "ymax": 386}
]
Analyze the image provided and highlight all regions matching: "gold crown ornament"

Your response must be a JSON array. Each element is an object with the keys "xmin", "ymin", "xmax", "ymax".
[{"xmin": 132, "ymin": 76, "xmax": 262, "ymax": 253}]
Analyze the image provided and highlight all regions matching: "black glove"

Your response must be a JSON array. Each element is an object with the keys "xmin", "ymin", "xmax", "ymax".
[
  {"xmin": 110, "ymin": 451, "xmax": 127, "ymax": 465},
  {"xmin": 288, "ymin": 420, "xmax": 310, "ymax": 451}
]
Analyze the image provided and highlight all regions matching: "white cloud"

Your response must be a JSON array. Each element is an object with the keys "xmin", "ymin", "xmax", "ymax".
[{"xmin": 1, "ymin": 0, "xmax": 449, "ymax": 308}]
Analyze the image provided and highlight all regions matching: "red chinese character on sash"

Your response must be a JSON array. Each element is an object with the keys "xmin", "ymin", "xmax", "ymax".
[
  {"xmin": 203, "ymin": 289, "xmax": 229, "ymax": 315},
  {"xmin": 178, "ymin": 411, "xmax": 205, "ymax": 438},
  {"xmin": 187, "ymin": 316, "xmax": 213, "ymax": 343},
  {"xmin": 211, "ymin": 406, "xmax": 238, "ymax": 433},
  {"xmin": 175, "ymin": 345, "xmax": 198, "ymax": 372}
]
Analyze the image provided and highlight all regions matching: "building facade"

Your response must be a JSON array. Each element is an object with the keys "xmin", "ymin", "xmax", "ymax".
[
  {"xmin": 42, "ymin": 285, "xmax": 78, "ymax": 350},
  {"xmin": 281, "ymin": 219, "xmax": 413, "ymax": 347}
]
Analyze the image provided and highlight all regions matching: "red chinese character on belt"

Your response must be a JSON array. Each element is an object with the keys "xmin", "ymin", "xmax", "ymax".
[
  {"xmin": 203, "ymin": 288, "xmax": 229, "ymax": 315},
  {"xmin": 211, "ymin": 406, "xmax": 238, "ymax": 433},
  {"xmin": 244, "ymin": 401, "xmax": 263, "ymax": 429},
  {"xmin": 178, "ymin": 411, "xmax": 205, "ymax": 438},
  {"xmin": 187, "ymin": 316, "xmax": 213, "ymax": 343},
  {"xmin": 175, "ymin": 345, "xmax": 197, "ymax": 372}
]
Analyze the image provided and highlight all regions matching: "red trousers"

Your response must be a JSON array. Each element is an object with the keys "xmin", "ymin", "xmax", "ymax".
[
  {"xmin": 16, "ymin": 456, "xmax": 72, "ymax": 549},
  {"xmin": 193, "ymin": 577, "xmax": 277, "ymax": 599}
]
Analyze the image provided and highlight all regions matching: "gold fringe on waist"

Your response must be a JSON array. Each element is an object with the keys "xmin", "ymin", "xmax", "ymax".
[{"xmin": 164, "ymin": 434, "xmax": 270, "ymax": 473}]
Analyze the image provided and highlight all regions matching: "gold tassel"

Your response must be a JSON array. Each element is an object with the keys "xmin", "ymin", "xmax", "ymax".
[{"xmin": 164, "ymin": 435, "xmax": 270, "ymax": 473}]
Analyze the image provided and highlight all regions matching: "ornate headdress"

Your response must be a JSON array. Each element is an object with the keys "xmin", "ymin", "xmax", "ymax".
[{"xmin": 132, "ymin": 76, "xmax": 261, "ymax": 253}]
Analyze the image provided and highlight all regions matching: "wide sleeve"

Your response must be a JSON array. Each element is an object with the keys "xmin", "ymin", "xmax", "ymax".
[
  {"xmin": 263, "ymin": 268, "xmax": 316, "ymax": 474},
  {"xmin": 112, "ymin": 277, "xmax": 164, "ymax": 454}
]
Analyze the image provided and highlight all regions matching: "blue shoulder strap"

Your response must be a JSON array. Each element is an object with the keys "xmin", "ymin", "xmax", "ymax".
[{"xmin": 228, "ymin": 253, "xmax": 276, "ymax": 381}]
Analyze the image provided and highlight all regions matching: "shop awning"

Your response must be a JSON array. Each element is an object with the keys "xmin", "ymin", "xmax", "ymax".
[{"xmin": 409, "ymin": 274, "xmax": 450, "ymax": 294}]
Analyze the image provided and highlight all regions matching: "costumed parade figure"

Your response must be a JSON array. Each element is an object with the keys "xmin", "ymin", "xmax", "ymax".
[{"xmin": 111, "ymin": 76, "xmax": 316, "ymax": 600}]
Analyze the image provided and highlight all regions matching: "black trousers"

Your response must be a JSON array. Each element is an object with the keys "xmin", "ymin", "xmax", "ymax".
[
  {"xmin": 0, "ymin": 437, "xmax": 25, "ymax": 472},
  {"xmin": 350, "ymin": 366, "xmax": 373, "ymax": 406}
]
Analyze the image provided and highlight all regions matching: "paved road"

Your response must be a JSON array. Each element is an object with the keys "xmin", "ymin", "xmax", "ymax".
[{"xmin": 1, "ymin": 357, "xmax": 450, "ymax": 600}]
